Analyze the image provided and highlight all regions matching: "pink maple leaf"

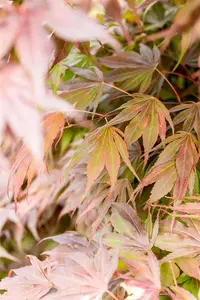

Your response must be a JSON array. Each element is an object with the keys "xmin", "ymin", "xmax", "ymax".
[{"xmin": 0, "ymin": 63, "xmax": 77, "ymax": 159}]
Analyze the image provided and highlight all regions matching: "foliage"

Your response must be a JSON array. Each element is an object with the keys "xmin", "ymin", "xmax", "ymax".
[{"xmin": 1, "ymin": 0, "xmax": 200, "ymax": 299}]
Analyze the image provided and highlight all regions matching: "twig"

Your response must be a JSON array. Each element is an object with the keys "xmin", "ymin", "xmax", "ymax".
[{"xmin": 156, "ymin": 68, "xmax": 181, "ymax": 104}]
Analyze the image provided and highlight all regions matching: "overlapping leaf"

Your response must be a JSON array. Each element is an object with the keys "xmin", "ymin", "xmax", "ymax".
[
  {"xmin": 0, "ymin": 255, "xmax": 53, "ymax": 300},
  {"xmin": 76, "ymin": 178, "xmax": 134, "ymax": 238},
  {"xmin": 155, "ymin": 218, "xmax": 200, "ymax": 262},
  {"xmin": 1, "ymin": 1, "xmax": 200, "ymax": 299},
  {"xmin": 9, "ymin": 112, "xmax": 66, "ymax": 205},
  {"xmin": 169, "ymin": 195, "xmax": 200, "ymax": 216},
  {"xmin": 109, "ymin": 93, "xmax": 174, "ymax": 166},
  {"xmin": 0, "ymin": 0, "xmax": 119, "ymax": 64},
  {"xmin": 132, "ymin": 132, "xmax": 199, "ymax": 206},
  {"xmin": 0, "ymin": 242, "xmax": 118, "ymax": 300},
  {"xmin": 9, "ymin": 168, "xmax": 68, "ymax": 245},
  {"xmin": 0, "ymin": 63, "xmax": 77, "ymax": 159},
  {"xmin": 0, "ymin": 0, "xmax": 119, "ymax": 161},
  {"xmin": 121, "ymin": 251, "xmax": 161, "ymax": 300},
  {"xmin": 104, "ymin": 203, "xmax": 150, "ymax": 251},
  {"xmin": 170, "ymin": 102, "xmax": 200, "ymax": 147},
  {"xmin": 44, "ymin": 245, "xmax": 118, "ymax": 300},
  {"xmin": 66, "ymin": 126, "xmax": 139, "ymax": 195},
  {"xmin": 101, "ymin": 44, "xmax": 160, "ymax": 93},
  {"xmin": 60, "ymin": 67, "xmax": 104, "ymax": 111}
]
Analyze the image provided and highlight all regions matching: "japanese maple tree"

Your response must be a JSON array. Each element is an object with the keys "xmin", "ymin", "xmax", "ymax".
[{"xmin": 0, "ymin": 0, "xmax": 200, "ymax": 299}]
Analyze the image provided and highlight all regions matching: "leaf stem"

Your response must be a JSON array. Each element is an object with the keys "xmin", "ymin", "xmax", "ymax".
[
  {"xmin": 166, "ymin": 71, "xmax": 197, "ymax": 85},
  {"xmin": 156, "ymin": 68, "xmax": 181, "ymax": 104},
  {"xmin": 76, "ymin": 109, "xmax": 107, "ymax": 118},
  {"xmin": 103, "ymin": 82, "xmax": 133, "ymax": 97}
]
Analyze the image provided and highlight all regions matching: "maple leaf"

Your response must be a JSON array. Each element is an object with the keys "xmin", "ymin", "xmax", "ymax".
[
  {"xmin": 104, "ymin": 203, "xmax": 150, "ymax": 252},
  {"xmin": 45, "ymin": 0, "xmax": 120, "ymax": 49},
  {"xmin": 0, "ymin": 63, "xmax": 77, "ymax": 159},
  {"xmin": 154, "ymin": 218, "xmax": 200, "ymax": 262},
  {"xmin": 56, "ymin": 152, "xmax": 135, "ymax": 238},
  {"xmin": 0, "ymin": 0, "xmax": 120, "ymax": 107},
  {"xmin": 58, "ymin": 164, "xmax": 87, "ymax": 218},
  {"xmin": 0, "ymin": 255, "xmax": 53, "ymax": 300},
  {"xmin": 66, "ymin": 126, "xmax": 139, "ymax": 195},
  {"xmin": 8, "ymin": 112, "xmax": 67, "ymax": 206},
  {"xmin": 44, "ymin": 244, "xmax": 119, "ymax": 300},
  {"xmin": 170, "ymin": 102, "xmax": 200, "ymax": 148},
  {"xmin": 41, "ymin": 232, "xmax": 96, "ymax": 267},
  {"xmin": 0, "ymin": 2, "xmax": 54, "ymax": 100},
  {"xmin": 10, "ymin": 168, "xmax": 67, "ymax": 244},
  {"xmin": 43, "ymin": 112, "xmax": 66, "ymax": 163},
  {"xmin": 76, "ymin": 178, "xmax": 134, "ymax": 238},
  {"xmin": 121, "ymin": 251, "xmax": 161, "ymax": 300},
  {"xmin": 131, "ymin": 132, "xmax": 199, "ymax": 206},
  {"xmin": 15, "ymin": 4, "xmax": 54, "ymax": 100},
  {"xmin": 100, "ymin": 44, "xmax": 160, "ymax": 93},
  {"xmin": 109, "ymin": 93, "xmax": 174, "ymax": 166},
  {"xmin": 0, "ymin": 0, "xmax": 120, "ymax": 69},
  {"xmin": 60, "ymin": 67, "xmax": 104, "ymax": 112},
  {"xmin": 9, "ymin": 144, "xmax": 37, "ymax": 208}
]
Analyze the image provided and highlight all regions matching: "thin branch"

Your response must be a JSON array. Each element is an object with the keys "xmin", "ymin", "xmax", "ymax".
[
  {"xmin": 166, "ymin": 71, "xmax": 198, "ymax": 85},
  {"xmin": 156, "ymin": 68, "xmax": 181, "ymax": 104}
]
